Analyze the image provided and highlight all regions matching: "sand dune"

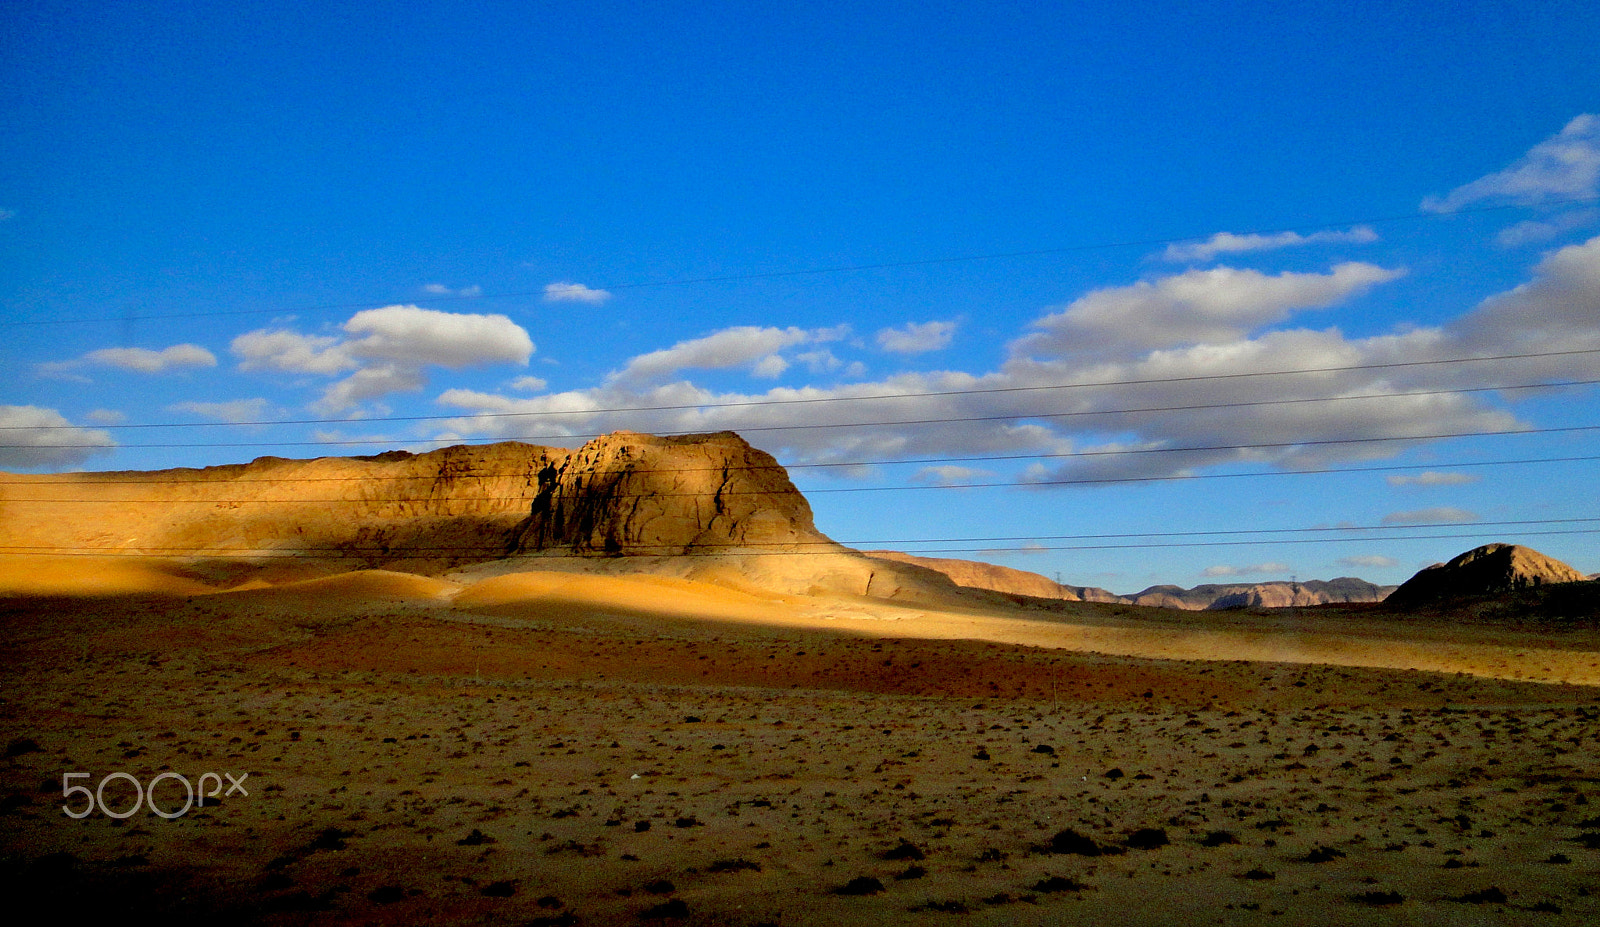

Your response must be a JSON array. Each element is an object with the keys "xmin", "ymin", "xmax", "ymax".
[
  {"xmin": 4, "ymin": 552, "xmax": 1595, "ymax": 687},
  {"xmin": 452, "ymin": 568, "xmax": 793, "ymax": 620},
  {"xmin": 210, "ymin": 568, "xmax": 462, "ymax": 602},
  {"xmin": 0, "ymin": 554, "xmax": 219, "ymax": 596}
]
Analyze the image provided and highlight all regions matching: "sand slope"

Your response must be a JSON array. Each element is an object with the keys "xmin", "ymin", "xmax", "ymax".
[{"xmin": 0, "ymin": 554, "xmax": 219, "ymax": 596}]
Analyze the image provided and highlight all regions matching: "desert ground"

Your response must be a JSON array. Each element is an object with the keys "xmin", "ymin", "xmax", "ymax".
[{"xmin": 2, "ymin": 554, "xmax": 1598, "ymax": 926}]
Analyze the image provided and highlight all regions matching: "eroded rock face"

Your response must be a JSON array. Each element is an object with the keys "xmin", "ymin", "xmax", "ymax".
[
  {"xmin": 510, "ymin": 431, "xmax": 829, "ymax": 555},
  {"xmin": 1386, "ymin": 543, "xmax": 1588, "ymax": 606},
  {"xmin": 0, "ymin": 431, "xmax": 833, "ymax": 569}
]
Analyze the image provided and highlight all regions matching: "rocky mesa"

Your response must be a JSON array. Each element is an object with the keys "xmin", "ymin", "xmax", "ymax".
[
  {"xmin": 0, "ymin": 431, "xmax": 976, "ymax": 602},
  {"xmin": 0, "ymin": 431, "xmax": 835, "ymax": 568}
]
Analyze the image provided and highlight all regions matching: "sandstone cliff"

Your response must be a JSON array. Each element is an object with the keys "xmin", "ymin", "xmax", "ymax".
[
  {"xmin": 0, "ymin": 431, "xmax": 834, "ymax": 570},
  {"xmin": 1385, "ymin": 543, "xmax": 1588, "ymax": 607},
  {"xmin": 0, "ymin": 431, "xmax": 977, "ymax": 602},
  {"xmin": 510, "ymin": 431, "xmax": 830, "ymax": 555}
]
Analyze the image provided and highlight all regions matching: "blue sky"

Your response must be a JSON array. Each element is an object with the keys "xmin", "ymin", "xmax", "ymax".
[{"xmin": 3, "ymin": 1, "xmax": 1599, "ymax": 591}]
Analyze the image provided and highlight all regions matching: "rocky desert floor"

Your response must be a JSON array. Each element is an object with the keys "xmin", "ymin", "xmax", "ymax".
[{"xmin": 2, "ymin": 559, "xmax": 1599, "ymax": 925}]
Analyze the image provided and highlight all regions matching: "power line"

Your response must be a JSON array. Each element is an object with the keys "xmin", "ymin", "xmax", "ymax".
[
  {"xmin": 9, "ymin": 348, "xmax": 1597, "ymax": 433},
  {"xmin": 2, "ymin": 199, "xmax": 1581, "ymax": 329},
  {"xmin": 5, "ymin": 454, "xmax": 1598, "ymax": 500},
  {"xmin": 852, "ymin": 517, "xmax": 1600, "ymax": 546},
  {"xmin": 3, "ymin": 528, "xmax": 1597, "ymax": 559},
  {"xmin": 4, "ymin": 442, "xmax": 1594, "ymax": 487},
  {"xmin": 5, "ymin": 421, "xmax": 1594, "ymax": 454},
  {"xmin": 3, "ymin": 517, "xmax": 1590, "ymax": 550},
  {"xmin": 809, "ymin": 454, "xmax": 1600, "ymax": 493}
]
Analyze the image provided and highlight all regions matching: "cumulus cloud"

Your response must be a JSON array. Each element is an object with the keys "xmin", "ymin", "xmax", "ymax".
[
  {"xmin": 422, "ymin": 283, "xmax": 483, "ymax": 297},
  {"xmin": 315, "ymin": 365, "xmax": 429, "ymax": 415},
  {"xmin": 911, "ymin": 464, "xmax": 994, "ymax": 486},
  {"xmin": 1338, "ymin": 554, "xmax": 1400, "ymax": 569},
  {"xmin": 1162, "ymin": 226, "xmax": 1378, "ymax": 263},
  {"xmin": 608, "ymin": 325, "xmax": 841, "ymax": 385},
  {"xmin": 1382, "ymin": 507, "xmax": 1478, "ymax": 525},
  {"xmin": 1385, "ymin": 471, "xmax": 1481, "ymax": 487},
  {"xmin": 232, "ymin": 305, "xmax": 535, "ymax": 414},
  {"xmin": 232, "ymin": 330, "xmax": 355, "ymax": 375},
  {"xmin": 424, "ymin": 240, "xmax": 1600, "ymax": 488},
  {"xmin": 342, "ymin": 305, "xmax": 532, "ymax": 368},
  {"xmin": 1495, "ymin": 207, "xmax": 1600, "ymax": 248},
  {"xmin": 509, "ymin": 375, "xmax": 548, "ymax": 392},
  {"xmin": 877, "ymin": 320, "xmax": 956, "ymax": 354},
  {"xmin": 168, "ymin": 398, "xmax": 273, "ymax": 423},
  {"xmin": 0, "ymin": 405, "xmax": 115, "ymax": 470},
  {"xmin": 1202, "ymin": 562, "xmax": 1291, "ymax": 577},
  {"xmin": 1423, "ymin": 114, "xmax": 1600, "ymax": 213},
  {"xmin": 1013, "ymin": 263, "xmax": 1404, "ymax": 360},
  {"xmin": 41, "ymin": 343, "xmax": 218, "ymax": 377},
  {"xmin": 544, "ymin": 282, "xmax": 612, "ymax": 304},
  {"xmin": 1453, "ymin": 234, "xmax": 1600, "ymax": 357}
]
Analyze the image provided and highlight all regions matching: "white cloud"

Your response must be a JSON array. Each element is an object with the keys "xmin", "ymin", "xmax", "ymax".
[
  {"xmin": 1385, "ymin": 471, "xmax": 1481, "ymax": 487},
  {"xmin": 509, "ymin": 375, "xmax": 548, "ymax": 392},
  {"xmin": 1495, "ymin": 207, "xmax": 1600, "ymax": 248},
  {"xmin": 0, "ymin": 405, "xmax": 115, "ymax": 470},
  {"xmin": 84, "ymin": 409, "xmax": 125, "ymax": 425},
  {"xmin": 311, "ymin": 428, "xmax": 394, "ymax": 446},
  {"xmin": 343, "ymin": 305, "xmax": 533, "ymax": 368},
  {"xmin": 1382, "ymin": 507, "xmax": 1478, "ymax": 525},
  {"xmin": 1453, "ymin": 234, "xmax": 1600, "ymax": 357},
  {"xmin": 168, "ymin": 398, "xmax": 272, "ymax": 423},
  {"xmin": 233, "ymin": 306, "xmax": 535, "ymax": 414},
  {"xmin": 422, "ymin": 283, "xmax": 483, "ymax": 297},
  {"xmin": 1338, "ymin": 554, "xmax": 1400, "ymax": 569},
  {"xmin": 911, "ymin": 465, "xmax": 993, "ymax": 486},
  {"xmin": 232, "ymin": 329, "xmax": 356, "ymax": 375},
  {"xmin": 1162, "ymin": 226, "xmax": 1378, "ymax": 263},
  {"xmin": 79, "ymin": 344, "xmax": 217, "ymax": 373},
  {"xmin": 544, "ymin": 282, "xmax": 612, "ymax": 304},
  {"xmin": 1202, "ymin": 562, "xmax": 1291, "ymax": 577},
  {"xmin": 1423, "ymin": 114, "xmax": 1600, "ymax": 213},
  {"xmin": 609, "ymin": 325, "xmax": 824, "ymax": 385},
  {"xmin": 1013, "ymin": 262, "xmax": 1405, "ymax": 360},
  {"xmin": 877, "ymin": 320, "xmax": 957, "ymax": 354},
  {"xmin": 425, "ymin": 240, "xmax": 1600, "ymax": 488},
  {"xmin": 750, "ymin": 355, "xmax": 789, "ymax": 378},
  {"xmin": 315, "ymin": 364, "xmax": 429, "ymax": 415},
  {"xmin": 794, "ymin": 349, "xmax": 863, "ymax": 375}
]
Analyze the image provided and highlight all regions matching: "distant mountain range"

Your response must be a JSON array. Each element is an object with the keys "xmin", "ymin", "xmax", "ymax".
[{"xmin": 863, "ymin": 551, "xmax": 1396, "ymax": 609}]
